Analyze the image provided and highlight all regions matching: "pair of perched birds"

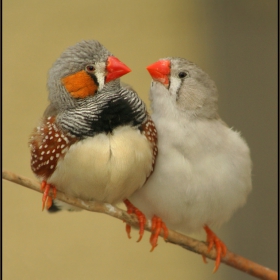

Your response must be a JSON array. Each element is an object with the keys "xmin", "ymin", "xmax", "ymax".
[{"xmin": 29, "ymin": 40, "xmax": 252, "ymax": 272}]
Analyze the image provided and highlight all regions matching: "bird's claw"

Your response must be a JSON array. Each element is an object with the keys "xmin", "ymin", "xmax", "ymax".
[
  {"xmin": 41, "ymin": 181, "xmax": 57, "ymax": 211},
  {"xmin": 150, "ymin": 215, "xmax": 168, "ymax": 252},
  {"xmin": 123, "ymin": 200, "xmax": 168, "ymax": 251},
  {"xmin": 123, "ymin": 199, "xmax": 146, "ymax": 242},
  {"xmin": 203, "ymin": 225, "xmax": 227, "ymax": 273}
]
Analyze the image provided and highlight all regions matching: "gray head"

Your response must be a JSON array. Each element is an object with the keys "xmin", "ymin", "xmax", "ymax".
[
  {"xmin": 47, "ymin": 40, "xmax": 130, "ymax": 111},
  {"xmin": 147, "ymin": 57, "xmax": 218, "ymax": 119}
]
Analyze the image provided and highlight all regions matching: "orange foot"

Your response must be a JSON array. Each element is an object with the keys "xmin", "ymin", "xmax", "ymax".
[
  {"xmin": 150, "ymin": 215, "xmax": 168, "ymax": 252},
  {"xmin": 123, "ymin": 199, "xmax": 146, "ymax": 242},
  {"xmin": 40, "ymin": 181, "xmax": 57, "ymax": 211},
  {"xmin": 202, "ymin": 225, "xmax": 227, "ymax": 273}
]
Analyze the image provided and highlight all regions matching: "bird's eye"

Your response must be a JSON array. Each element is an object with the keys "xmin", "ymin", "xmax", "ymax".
[
  {"xmin": 86, "ymin": 65, "xmax": 95, "ymax": 72},
  {"xmin": 178, "ymin": 72, "xmax": 188, "ymax": 79}
]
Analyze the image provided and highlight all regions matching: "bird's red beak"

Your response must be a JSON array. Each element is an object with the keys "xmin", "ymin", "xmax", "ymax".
[
  {"xmin": 146, "ymin": 60, "xmax": 170, "ymax": 86},
  {"xmin": 105, "ymin": 56, "xmax": 131, "ymax": 83}
]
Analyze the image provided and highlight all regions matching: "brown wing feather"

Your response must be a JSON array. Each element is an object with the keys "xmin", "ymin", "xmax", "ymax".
[
  {"xmin": 29, "ymin": 116, "xmax": 77, "ymax": 179},
  {"xmin": 141, "ymin": 114, "xmax": 158, "ymax": 173}
]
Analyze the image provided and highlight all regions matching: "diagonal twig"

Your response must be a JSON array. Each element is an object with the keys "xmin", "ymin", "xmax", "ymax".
[{"xmin": 2, "ymin": 169, "xmax": 278, "ymax": 280}]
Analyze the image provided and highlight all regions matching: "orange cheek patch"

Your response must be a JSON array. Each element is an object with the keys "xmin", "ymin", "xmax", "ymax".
[{"xmin": 62, "ymin": 70, "xmax": 98, "ymax": 98}]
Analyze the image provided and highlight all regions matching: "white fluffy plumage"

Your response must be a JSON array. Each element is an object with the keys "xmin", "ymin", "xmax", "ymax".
[
  {"xmin": 129, "ymin": 57, "xmax": 252, "ymax": 235},
  {"xmin": 48, "ymin": 125, "xmax": 153, "ymax": 204}
]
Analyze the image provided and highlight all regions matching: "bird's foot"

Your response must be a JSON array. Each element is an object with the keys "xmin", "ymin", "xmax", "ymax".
[
  {"xmin": 202, "ymin": 225, "xmax": 227, "ymax": 273},
  {"xmin": 123, "ymin": 199, "xmax": 146, "ymax": 242},
  {"xmin": 41, "ymin": 181, "xmax": 57, "ymax": 211},
  {"xmin": 150, "ymin": 215, "xmax": 168, "ymax": 252}
]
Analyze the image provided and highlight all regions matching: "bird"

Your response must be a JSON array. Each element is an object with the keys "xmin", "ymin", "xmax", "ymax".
[
  {"xmin": 28, "ymin": 40, "xmax": 158, "ymax": 227},
  {"xmin": 128, "ymin": 57, "xmax": 252, "ymax": 271}
]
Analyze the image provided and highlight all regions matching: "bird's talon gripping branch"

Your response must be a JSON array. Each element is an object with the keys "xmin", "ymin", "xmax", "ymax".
[
  {"xmin": 203, "ymin": 225, "xmax": 227, "ymax": 273},
  {"xmin": 125, "ymin": 223, "xmax": 132, "ymax": 239},
  {"xmin": 41, "ymin": 181, "xmax": 57, "ymax": 211},
  {"xmin": 202, "ymin": 255, "xmax": 208, "ymax": 264},
  {"xmin": 150, "ymin": 215, "xmax": 169, "ymax": 252},
  {"xmin": 123, "ymin": 199, "xmax": 146, "ymax": 242}
]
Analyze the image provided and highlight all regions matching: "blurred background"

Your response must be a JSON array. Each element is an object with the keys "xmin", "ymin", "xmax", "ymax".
[{"xmin": 3, "ymin": 1, "xmax": 277, "ymax": 279}]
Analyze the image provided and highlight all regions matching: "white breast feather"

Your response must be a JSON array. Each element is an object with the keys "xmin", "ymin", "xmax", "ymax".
[
  {"xmin": 48, "ymin": 126, "xmax": 153, "ymax": 204},
  {"xmin": 129, "ymin": 117, "xmax": 252, "ymax": 234}
]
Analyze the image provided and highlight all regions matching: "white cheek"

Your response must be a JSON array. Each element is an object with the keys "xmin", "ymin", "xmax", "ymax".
[
  {"xmin": 169, "ymin": 77, "xmax": 181, "ymax": 97},
  {"xmin": 95, "ymin": 72, "xmax": 105, "ymax": 91},
  {"xmin": 95, "ymin": 62, "xmax": 106, "ymax": 91}
]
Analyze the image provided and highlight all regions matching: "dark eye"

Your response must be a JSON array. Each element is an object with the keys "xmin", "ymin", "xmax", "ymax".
[
  {"xmin": 86, "ymin": 65, "xmax": 95, "ymax": 72},
  {"xmin": 178, "ymin": 72, "xmax": 188, "ymax": 79}
]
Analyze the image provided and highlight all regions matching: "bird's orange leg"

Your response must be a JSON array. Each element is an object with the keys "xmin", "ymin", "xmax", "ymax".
[
  {"xmin": 123, "ymin": 199, "xmax": 146, "ymax": 242},
  {"xmin": 40, "ymin": 181, "xmax": 57, "ymax": 211},
  {"xmin": 150, "ymin": 215, "xmax": 169, "ymax": 252},
  {"xmin": 203, "ymin": 225, "xmax": 227, "ymax": 273}
]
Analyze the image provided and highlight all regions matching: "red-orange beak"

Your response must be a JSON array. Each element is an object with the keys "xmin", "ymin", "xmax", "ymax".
[
  {"xmin": 105, "ymin": 56, "xmax": 131, "ymax": 83},
  {"xmin": 146, "ymin": 60, "xmax": 170, "ymax": 85}
]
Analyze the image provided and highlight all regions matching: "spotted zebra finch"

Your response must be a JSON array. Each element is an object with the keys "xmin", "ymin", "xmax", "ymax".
[{"xmin": 29, "ymin": 40, "xmax": 157, "ymax": 242}]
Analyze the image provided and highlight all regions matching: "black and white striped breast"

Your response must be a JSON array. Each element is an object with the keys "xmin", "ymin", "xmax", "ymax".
[{"xmin": 57, "ymin": 87, "xmax": 147, "ymax": 138}]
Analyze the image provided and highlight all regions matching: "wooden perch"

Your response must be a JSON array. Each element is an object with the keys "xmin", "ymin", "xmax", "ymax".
[{"xmin": 2, "ymin": 169, "xmax": 278, "ymax": 280}]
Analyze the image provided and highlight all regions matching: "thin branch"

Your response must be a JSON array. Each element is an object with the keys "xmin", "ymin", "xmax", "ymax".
[{"xmin": 2, "ymin": 169, "xmax": 278, "ymax": 280}]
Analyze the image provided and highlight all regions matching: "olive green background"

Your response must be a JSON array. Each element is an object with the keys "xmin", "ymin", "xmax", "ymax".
[{"xmin": 3, "ymin": 1, "xmax": 277, "ymax": 280}]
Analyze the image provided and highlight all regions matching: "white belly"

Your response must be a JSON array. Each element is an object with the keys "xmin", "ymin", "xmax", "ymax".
[
  {"xmin": 129, "ymin": 118, "xmax": 252, "ymax": 234},
  {"xmin": 48, "ymin": 126, "xmax": 153, "ymax": 204}
]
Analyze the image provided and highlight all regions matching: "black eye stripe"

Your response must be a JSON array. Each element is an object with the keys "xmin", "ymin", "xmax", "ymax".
[{"xmin": 88, "ymin": 73, "xmax": 99, "ymax": 87}]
